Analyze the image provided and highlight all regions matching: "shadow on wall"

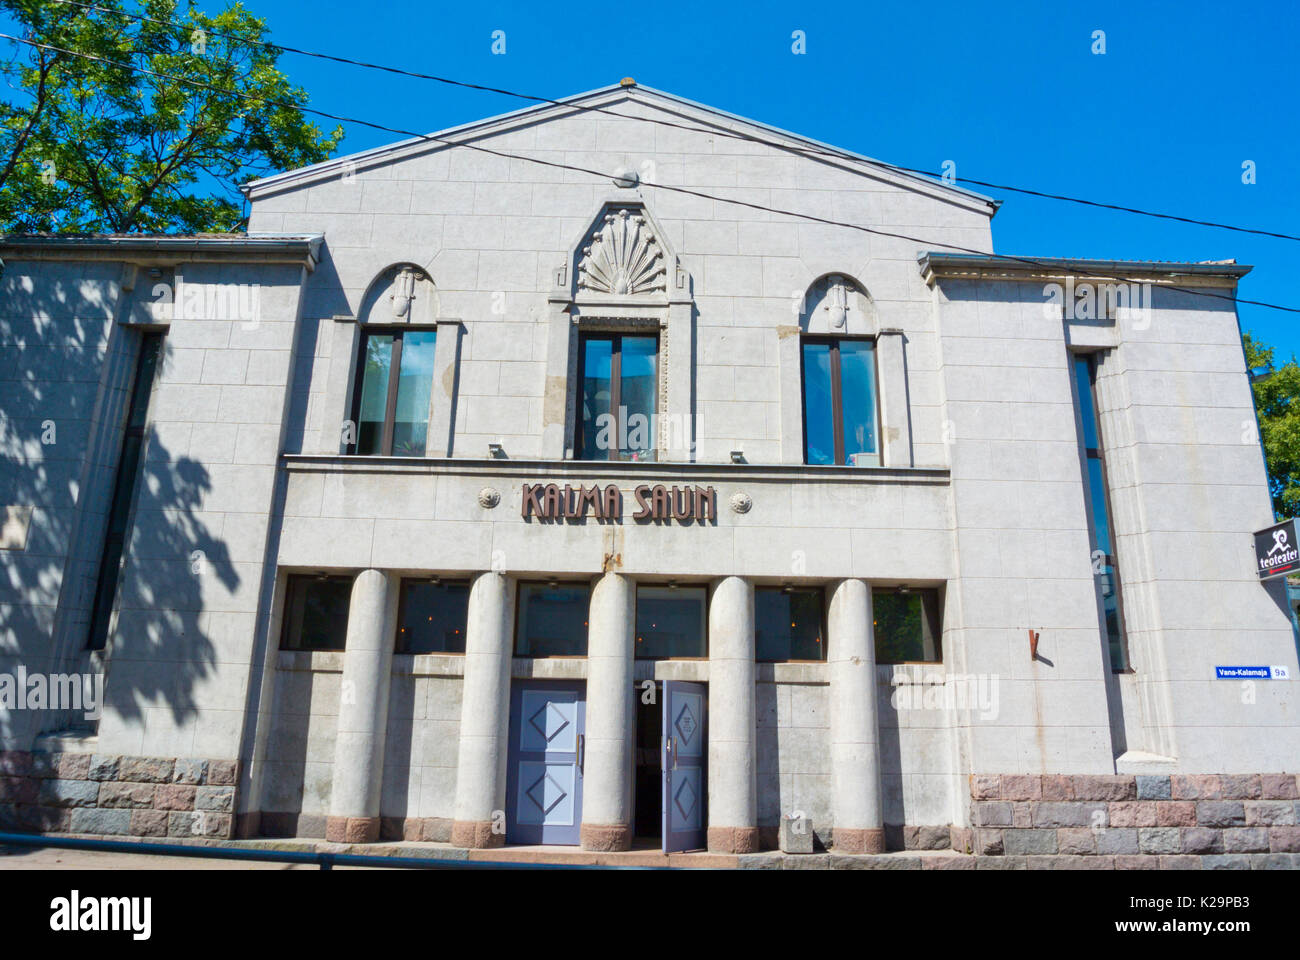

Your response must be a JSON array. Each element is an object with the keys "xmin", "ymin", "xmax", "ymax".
[{"xmin": 0, "ymin": 261, "xmax": 237, "ymax": 749}]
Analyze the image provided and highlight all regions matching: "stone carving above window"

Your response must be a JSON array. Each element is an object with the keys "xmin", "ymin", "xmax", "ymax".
[
  {"xmin": 800, "ymin": 273, "xmax": 874, "ymax": 336},
  {"xmin": 358, "ymin": 262, "xmax": 437, "ymax": 325},
  {"xmin": 577, "ymin": 208, "xmax": 666, "ymax": 296}
]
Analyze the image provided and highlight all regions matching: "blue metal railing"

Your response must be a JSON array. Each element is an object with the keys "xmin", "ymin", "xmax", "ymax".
[{"xmin": 0, "ymin": 831, "xmax": 661, "ymax": 870}]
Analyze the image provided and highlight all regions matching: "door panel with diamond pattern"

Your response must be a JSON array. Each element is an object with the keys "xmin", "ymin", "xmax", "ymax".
[
  {"xmin": 662, "ymin": 680, "xmax": 707, "ymax": 852},
  {"xmin": 506, "ymin": 682, "xmax": 585, "ymax": 845}
]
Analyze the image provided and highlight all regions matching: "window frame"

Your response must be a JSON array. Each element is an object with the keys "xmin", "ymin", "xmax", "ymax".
[
  {"xmin": 800, "ymin": 334, "xmax": 882, "ymax": 467},
  {"xmin": 513, "ymin": 579, "xmax": 593, "ymax": 658},
  {"xmin": 1072, "ymin": 352, "xmax": 1132, "ymax": 674},
  {"xmin": 394, "ymin": 578, "xmax": 471, "ymax": 655},
  {"xmin": 574, "ymin": 330, "xmax": 660, "ymax": 462},
  {"xmin": 279, "ymin": 574, "xmax": 354, "ymax": 652},
  {"xmin": 754, "ymin": 585, "xmax": 828, "ymax": 664},
  {"xmin": 633, "ymin": 582, "xmax": 711, "ymax": 661},
  {"xmin": 350, "ymin": 325, "xmax": 437, "ymax": 457}
]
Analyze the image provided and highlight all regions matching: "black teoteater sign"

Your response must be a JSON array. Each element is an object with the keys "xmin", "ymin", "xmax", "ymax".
[{"xmin": 1254, "ymin": 518, "xmax": 1300, "ymax": 581}]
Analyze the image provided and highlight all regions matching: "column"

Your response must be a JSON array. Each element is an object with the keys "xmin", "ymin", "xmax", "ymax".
[
  {"xmin": 450, "ymin": 571, "xmax": 514, "ymax": 848},
  {"xmin": 581, "ymin": 572, "xmax": 635, "ymax": 850},
  {"xmin": 875, "ymin": 329, "xmax": 913, "ymax": 467},
  {"xmin": 828, "ymin": 578, "xmax": 884, "ymax": 852},
  {"xmin": 326, "ymin": 569, "xmax": 396, "ymax": 844},
  {"xmin": 707, "ymin": 576, "xmax": 758, "ymax": 853}
]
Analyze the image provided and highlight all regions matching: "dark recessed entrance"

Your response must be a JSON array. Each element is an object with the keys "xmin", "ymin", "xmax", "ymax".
[{"xmin": 633, "ymin": 681, "xmax": 661, "ymax": 839}]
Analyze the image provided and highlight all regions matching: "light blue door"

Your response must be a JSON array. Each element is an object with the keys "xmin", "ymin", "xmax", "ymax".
[
  {"xmin": 506, "ymin": 681, "xmax": 585, "ymax": 845},
  {"xmin": 662, "ymin": 680, "xmax": 707, "ymax": 852}
]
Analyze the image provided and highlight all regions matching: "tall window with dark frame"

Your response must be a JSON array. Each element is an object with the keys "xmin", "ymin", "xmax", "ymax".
[
  {"xmin": 801, "ymin": 337, "xmax": 880, "ymax": 466},
  {"xmin": 755, "ymin": 587, "xmax": 826, "ymax": 662},
  {"xmin": 396, "ymin": 579, "xmax": 469, "ymax": 654},
  {"xmin": 351, "ymin": 327, "xmax": 437, "ymax": 456},
  {"xmin": 280, "ymin": 575, "xmax": 352, "ymax": 651},
  {"xmin": 1072, "ymin": 354, "xmax": 1130, "ymax": 672},
  {"xmin": 87, "ymin": 332, "xmax": 163, "ymax": 651},
  {"xmin": 634, "ymin": 585, "xmax": 707, "ymax": 659},
  {"xmin": 873, "ymin": 588, "xmax": 942, "ymax": 664},
  {"xmin": 576, "ymin": 332, "xmax": 657, "ymax": 461},
  {"xmin": 515, "ymin": 582, "xmax": 591, "ymax": 657}
]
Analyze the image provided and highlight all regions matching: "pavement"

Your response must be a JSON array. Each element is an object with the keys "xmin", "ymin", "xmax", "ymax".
[{"xmin": 0, "ymin": 844, "xmax": 384, "ymax": 870}]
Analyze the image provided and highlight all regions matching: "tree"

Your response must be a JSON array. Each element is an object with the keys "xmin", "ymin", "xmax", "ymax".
[
  {"xmin": 1244, "ymin": 331, "xmax": 1300, "ymax": 520},
  {"xmin": 0, "ymin": 0, "xmax": 341, "ymax": 233}
]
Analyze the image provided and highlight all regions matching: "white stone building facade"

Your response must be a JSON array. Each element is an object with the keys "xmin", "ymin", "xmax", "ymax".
[{"xmin": 1, "ymin": 84, "xmax": 1296, "ymax": 862}]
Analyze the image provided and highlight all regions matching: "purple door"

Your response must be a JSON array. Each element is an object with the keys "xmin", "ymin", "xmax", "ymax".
[
  {"xmin": 662, "ymin": 680, "xmax": 707, "ymax": 853},
  {"xmin": 506, "ymin": 681, "xmax": 585, "ymax": 845}
]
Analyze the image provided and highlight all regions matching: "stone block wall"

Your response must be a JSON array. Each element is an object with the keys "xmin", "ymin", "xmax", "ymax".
[
  {"xmin": 0, "ymin": 750, "xmax": 238, "ymax": 839},
  {"xmin": 966, "ymin": 773, "xmax": 1300, "ymax": 858},
  {"xmin": 757, "ymin": 680, "xmax": 830, "ymax": 848}
]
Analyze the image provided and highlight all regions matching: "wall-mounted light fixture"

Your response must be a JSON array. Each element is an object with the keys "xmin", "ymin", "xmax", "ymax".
[
  {"xmin": 488, "ymin": 442, "xmax": 504, "ymax": 458},
  {"xmin": 730, "ymin": 450, "xmax": 745, "ymax": 464}
]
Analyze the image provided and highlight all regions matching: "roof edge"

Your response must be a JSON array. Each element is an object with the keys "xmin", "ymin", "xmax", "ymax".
[
  {"xmin": 0, "ymin": 233, "xmax": 324, "ymax": 268},
  {"xmin": 919, "ymin": 251, "xmax": 1252, "ymax": 284}
]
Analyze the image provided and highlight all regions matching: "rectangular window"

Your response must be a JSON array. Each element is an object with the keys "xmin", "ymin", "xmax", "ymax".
[
  {"xmin": 280, "ymin": 575, "xmax": 352, "ymax": 651},
  {"xmin": 802, "ymin": 337, "xmax": 879, "ymax": 466},
  {"xmin": 635, "ymin": 585, "xmax": 707, "ymax": 659},
  {"xmin": 755, "ymin": 587, "xmax": 825, "ymax": 662},
  {"xmin": 1072, "ymin": 354, "xmax": 1129, "ymax": 672},
  {"xmin": 87, "ymin": 332, "xmax": 163, "ymax": 650},
  {"xmin": 515, "ymin": 582, "xmax": 591, "ymax": 657},
  {"xmin": 873, "ymin": 589, "xmax": 942, "ymax": 663},
  {"xmin": 396, "ymin": 580, "xmax": 469, "ymax": 654},
  {"xmin": 576, "ymin": 332, "xmax": 657, "ymax": 461},
  {"xmin": 352, "ymin": 327, "xmax": 437, "ymax": 457}
]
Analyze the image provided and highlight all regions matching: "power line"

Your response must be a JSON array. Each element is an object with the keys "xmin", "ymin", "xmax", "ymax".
[
  {"xmin": 2, "ymin": 31, "xmax": 1296, "ymax": 315},
  {"xmin": 45, "ymin": 0, "xmax": 1300, "ymax": 245}
]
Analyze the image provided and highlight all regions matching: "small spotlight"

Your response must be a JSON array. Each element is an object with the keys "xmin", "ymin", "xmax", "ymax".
[
  {"xmin": 730, "ymin": 449, "xmax": 745, "ymax": 464},
  {"xmin": 488, "ymin": 442, "xmax": 504, "ymax": 458},
  {"xmin": 667, "ymin": 579, "xmax": 678, "ymax": 590},
  {"xmin": 897, "ymin": 584, "xmax": 911, "ymax": 594}
]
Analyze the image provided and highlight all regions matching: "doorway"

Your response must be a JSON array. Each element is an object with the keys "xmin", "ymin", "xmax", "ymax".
[
  {"xmin": 633, "ymin": 682, "xmax": 662, "ymax": 840},
  {"xmin": 632, "ymin": 679, "xmax": 708, "ymax": 852}
]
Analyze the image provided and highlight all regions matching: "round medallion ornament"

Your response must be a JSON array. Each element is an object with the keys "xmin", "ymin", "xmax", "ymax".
[
  {"xmin": 729, "ymin": 492, "xmax": 753, "ymax": 514},
  {"xmin": 478, "ymin": 487, "xmax": 501, "ymax": 509}
]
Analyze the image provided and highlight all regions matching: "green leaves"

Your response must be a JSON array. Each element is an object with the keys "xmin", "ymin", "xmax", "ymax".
[
  {"xmin": 1244, "ymin": 331, "xmax": 1300, "ymax": 520},
  {"xmin": 0, "ymin": 0, "xmax": 341, "ymax": 233}
]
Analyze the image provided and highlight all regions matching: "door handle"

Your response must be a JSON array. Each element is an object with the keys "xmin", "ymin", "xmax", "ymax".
[
  {"xmin": 671, "ymin": 736, "xmax": 678, "ymax": 771},
  {"xmin": 577, "ymin": 734, "xmax": 584, "ymax": 773}
]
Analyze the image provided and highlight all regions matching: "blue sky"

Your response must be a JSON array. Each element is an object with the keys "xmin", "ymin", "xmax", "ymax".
[{"xmin": 17, "ymin": 1, "xmax": 1300, "ymax": 354}]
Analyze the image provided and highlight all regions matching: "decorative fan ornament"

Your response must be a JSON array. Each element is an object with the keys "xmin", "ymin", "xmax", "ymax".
[{"xmin": 578, "ymin": 209, "xmax": 666, "ymax": 295}]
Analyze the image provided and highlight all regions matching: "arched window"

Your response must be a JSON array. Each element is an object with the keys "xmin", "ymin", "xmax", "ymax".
[{"xmin": 798, "ymin": 275, "xmax": 880, "ymax": 466}]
